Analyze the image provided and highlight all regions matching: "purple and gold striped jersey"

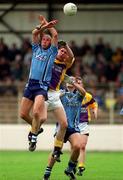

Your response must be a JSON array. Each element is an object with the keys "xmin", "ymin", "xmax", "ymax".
[
  {"xmin": 79, "ymin": 92, "xmax": 98, "ymax": 123},
  {"xmin": 49, "ymin": 58, "xmax": 74, "ymax": 91}
]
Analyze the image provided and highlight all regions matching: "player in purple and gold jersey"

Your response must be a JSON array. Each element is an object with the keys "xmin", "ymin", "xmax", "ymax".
[
  {"xmin": 20, "ymin": 15, "xmax": 58, "ymax": 151},
  {"xmin": 46, "ymin": 41, "xmax": 75, "ymax": 161},
  {"xmin": 76, "ymin": 77, "xmax": 98, "ymax": 176}
]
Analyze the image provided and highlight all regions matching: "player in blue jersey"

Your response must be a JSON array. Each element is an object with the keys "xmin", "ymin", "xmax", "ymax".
[
  {"xmin": 20, "ymin": 15, "xmax": 58, "ymax": 151},
  {"xmin": 43, "ymin": 77, "xmax": 86, "ymax": 180}
]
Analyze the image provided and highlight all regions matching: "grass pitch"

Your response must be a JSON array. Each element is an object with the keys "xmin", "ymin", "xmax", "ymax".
[{"xmin": 0, "ymin": 151, "xmax": 123, "ymax": 180}]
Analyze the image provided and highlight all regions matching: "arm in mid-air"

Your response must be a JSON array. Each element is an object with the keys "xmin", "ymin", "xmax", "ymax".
[
  {"xmin": 58, "ymin": 40, "xmax": 75, "ymax": 67},
  {"xmin": 63, "ymin": 74, "xmax": 86, "ymax": 96},
  {"xmin": 32, "ymin": 15, "xmax": 58, "ymax": 44},
  {"xmin": 91, "ymin": 101, "xmax": 98, "ymax": 120},
  {"xmin": 87, "ymin": 95, "xmax": 98, "ymax": 120},
  {"xmin": 38, "ymin": 15, "xmax": 58, "ymax": 46},
  {"xmin": 72, "ymin": 81, "xmax": 86, "ymax": 96}
]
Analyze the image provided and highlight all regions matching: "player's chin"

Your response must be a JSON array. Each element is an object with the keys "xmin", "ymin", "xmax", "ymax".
[
  {"xmin": 60, "ymin": 56, "xmax": 66, "ymax": 62},
  {"xmin": 42, "ymin": 44, "xmax": 50, "ymax": 49}
]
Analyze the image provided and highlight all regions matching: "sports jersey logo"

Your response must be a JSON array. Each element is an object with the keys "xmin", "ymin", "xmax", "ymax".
[
  {"xmin": 66, "ymin": 102, "xmax": 80, "ymax": 107},
  {"xmin": 53, "ymin": 64, "xmax": 63, "ymax": 73},
  {"xmin": 36, "ymin": 55, "xmax": 47, "ymax": 61},
  {"xmin": 81, "ymin": 107, "xmax": 87, "ymax": 113}
]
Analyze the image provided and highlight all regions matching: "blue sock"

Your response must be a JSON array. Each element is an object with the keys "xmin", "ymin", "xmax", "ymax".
[{"xmin": 67, "ymin": 160, "xmax": 76, "ymax": 172}]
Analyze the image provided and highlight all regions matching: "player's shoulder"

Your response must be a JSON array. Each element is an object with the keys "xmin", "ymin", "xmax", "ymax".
[
  {"xmin": 82, "ymin": 92, "xmax": 93, "ymax": 103},
  {"xmin": 85, "ymin": 92, "xmax": 93, "ymax": 99},
  {"xmin": 31, "ymin": 42, "xmax": 40, "ymax": 49},
  {"xmin": 65, "ymin": 57, "xmax": 75, "ymax": 69},
  {"xmin": 50, "ymin": 44, "xmax": 58, "ymax": 52},
  {"xmin": 55, "ymin": 59, "xmax": 66, "ymax": 65}
]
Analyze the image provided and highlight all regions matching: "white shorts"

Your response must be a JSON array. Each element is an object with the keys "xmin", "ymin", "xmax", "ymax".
[
  {"xmin": 79, "ymin": 122, "xmax": 89, "ymax": 135},
  {"xmin": 46, "ymin": 90, "xmax": 64, "ymax": 111}
]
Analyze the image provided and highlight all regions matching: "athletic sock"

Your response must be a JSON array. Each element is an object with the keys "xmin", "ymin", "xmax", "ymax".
[
  {"xmin": 44, "ymin": 166, "xmax": 52, "ymax": 177},
  {"xmin": 31, "ymin": 133, "xmax": 37, "ymax": 142},
  {"xmin": 54, "ymin": 138, "xmax": 63, "ymax": 149},
  {"xmin": 78, "ymin": 162, "xmax": 85, "ymax": 169},
  {"xmin": 67, "ymin": 160, "xmax": 77, "ymax": 172}
]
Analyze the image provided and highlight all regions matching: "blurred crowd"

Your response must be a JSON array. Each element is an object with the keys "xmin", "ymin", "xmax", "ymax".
[{"xmin": 0, "ymin": 36, "xmax": 123, "ymax": 110}]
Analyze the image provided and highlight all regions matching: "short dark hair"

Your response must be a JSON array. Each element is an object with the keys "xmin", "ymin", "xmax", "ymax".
[{"xmin": 58, "ymin": 40, "xmax": 66, "ymax": 49}]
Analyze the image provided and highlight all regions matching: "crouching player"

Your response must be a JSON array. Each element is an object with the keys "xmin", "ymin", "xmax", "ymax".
[
  {"xmin": 76, "ymin": 77, "xmax": 98, "ymax": 176},
  {"xmin": 43, "ymin": 77, "xmax": 86, "ymax": 180}
]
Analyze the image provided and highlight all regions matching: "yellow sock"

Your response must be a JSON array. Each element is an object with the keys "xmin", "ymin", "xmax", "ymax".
[
  {"xmin": 78, "ymin": 162, "xmax": 85, "ymax": 168},
  {"xmin": 30, "ymin": 127, "xmax": 32, "ymax": 132},
  {"xmin": 54, "ymin": 138, "xmax": 63, "ymax": 148}
]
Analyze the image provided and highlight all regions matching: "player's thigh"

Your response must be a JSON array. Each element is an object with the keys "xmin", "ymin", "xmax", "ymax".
[
  {"xmin": 69, "ymin": 133, "xmax": 81, "ymax": 149},
  {"xmin": 33, "ymin": 95, "xmax": 47, "ymax": 118},
  {"xmin": 20, "ymin": 97, "xmax": 33, "ymax": 115},
  {"xmin": 53, "ymin": 107, "xmax": 67, "ymax": 127}
]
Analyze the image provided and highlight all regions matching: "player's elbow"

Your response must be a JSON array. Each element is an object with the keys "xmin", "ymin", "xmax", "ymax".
[
  {"xmin": 32, "ymin": 29, "xmax": 38, "ymax": 36},
  {"xmin": 32, "ymin": 29, "xmax": 35, "ymax": 35}
]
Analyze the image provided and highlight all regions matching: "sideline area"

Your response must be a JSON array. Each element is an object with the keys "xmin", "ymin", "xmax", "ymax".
[{"xmin": 0, "ymin": 124, "xmax": 123, "ymax": 151}]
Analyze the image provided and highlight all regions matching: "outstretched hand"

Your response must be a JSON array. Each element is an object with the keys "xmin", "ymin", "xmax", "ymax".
[
  {"xmin": 38, "ymin": 15, "xmax": 47, "ymax": 26},
  {"xmin": 42, "ymin": 19, "xmax": 58, "ymax": 29},
  {"xmin": 38, "ymin": 15, "xmax": 58, "ymax": 28}
]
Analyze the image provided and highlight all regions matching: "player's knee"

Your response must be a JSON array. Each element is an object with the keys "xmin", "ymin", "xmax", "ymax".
[
  {"xmin": 60, "ymin": 120, "xmax": 68, "ymax": 129},
  {"xmin": 20, "ymin": 111, "xmax": 27, "ymax": 120},
  {"xmin": 33, "ymin": 111, "xmax": 39, "ymax": 119},
  {"xmin": 80, "ymin": 143, "xmax": 86, "ymax": 151},
  {"xmin": 63, "ymin": 121, "xmax": 68, "ymax": 129},
  {"xmin": 33, "ymin": 110, "xmax": 47, "ymax": 123},
  {"xmin": 73, "ymin": 143, "xmax": 81, "ymax": 151}
]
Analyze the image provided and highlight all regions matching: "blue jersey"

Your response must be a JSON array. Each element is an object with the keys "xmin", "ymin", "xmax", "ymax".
[
  {"xmin": 28, "ymin": 43, "xmax": 58, "ymax": 90},
  {"xmin": 61, "ymin": 90, "xmax": 84, "ymax": 131}
]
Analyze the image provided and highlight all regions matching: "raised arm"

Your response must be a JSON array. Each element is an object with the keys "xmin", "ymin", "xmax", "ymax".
[
  {"xmin": 65, "ymin": 43, "xmax": 74, "ymax": 64},
  {"xmin": 58, "ymin": 40, "xmax": 75, "ymax": 67},
  {"xmin": 92, "ymin": 106, "xmax": 98, "ymax": 120},
  {"xmin": 32, "ymin": 16, "xmax": 58, "ymax": 44},
  {"xmin": 91, "ymin": 101, "xmax": 98, "ymax": 120},
  {"xmin": 72, "ymin": 81, "xmax": 86, "ymax": 96},
  {"xmin": 38, "ymin": 15, "xmax": 58, "ymax": 46}
]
